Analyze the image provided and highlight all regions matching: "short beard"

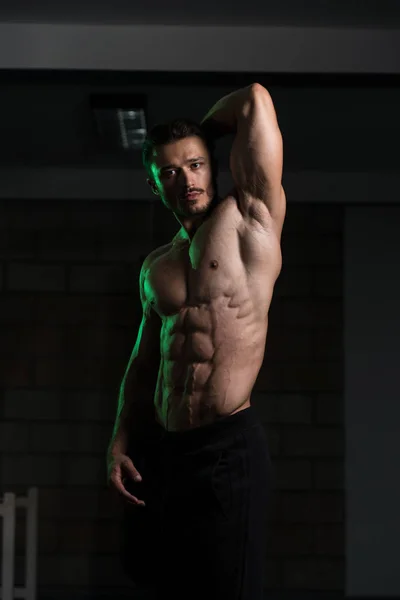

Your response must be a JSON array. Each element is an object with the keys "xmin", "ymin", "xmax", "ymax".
[{"xmin": 176, "ymin": 196, "xmax": 212, "ymax": 218}]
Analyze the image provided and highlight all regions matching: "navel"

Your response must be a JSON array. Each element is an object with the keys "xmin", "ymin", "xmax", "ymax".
[{"xmin": 210, "ymin": 260, "xmax": 219, "ymax": 269}]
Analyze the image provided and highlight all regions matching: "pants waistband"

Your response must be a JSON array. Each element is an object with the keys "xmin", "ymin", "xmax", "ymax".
[{"xmin": 155, "ymin": 406, "xmax": 260, "ymax": 452}]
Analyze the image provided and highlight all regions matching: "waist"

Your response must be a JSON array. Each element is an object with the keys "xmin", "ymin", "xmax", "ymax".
[{"xmin": 154, "ymin": 405, "xmax": 260, "ymax": 452}]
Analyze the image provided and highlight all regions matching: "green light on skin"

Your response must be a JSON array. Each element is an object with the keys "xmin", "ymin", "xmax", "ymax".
[{"xmin": 150, "ymin": 164, "xmax": 162, "ymax": 192}]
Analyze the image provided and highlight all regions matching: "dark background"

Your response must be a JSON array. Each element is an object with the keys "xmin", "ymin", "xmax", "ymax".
[
  {"xmin": 1, "ymin": 70, "xmax": 348, "ymax": 598},
  {"xmin": 0, "ymin": 1, "xmax": 399, "ymax": 598}
]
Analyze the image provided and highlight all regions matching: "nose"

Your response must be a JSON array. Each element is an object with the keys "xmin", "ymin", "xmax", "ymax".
[{"xmin": 179, "ymin": 167, "xmax": 194, "ymax": 187}]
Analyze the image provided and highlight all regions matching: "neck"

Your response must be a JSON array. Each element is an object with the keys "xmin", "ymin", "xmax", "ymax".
[{"xmin": 178, "ymin": 217, "xmax": 203, "ymax": 241}]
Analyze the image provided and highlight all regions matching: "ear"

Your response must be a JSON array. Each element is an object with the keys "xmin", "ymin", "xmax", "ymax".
[{"xmin": 147, "ymin": 178, "xmax": 159, "ymax": 196}]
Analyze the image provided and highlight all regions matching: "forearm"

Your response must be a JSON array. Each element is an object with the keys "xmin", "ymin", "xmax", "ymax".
[
  {"xmin": 108, "ymin": 384, "xmax": 130, "ymax": 456},
  {"xmin": 108, "ymin": 367, "xmax": 156, "ymax": 456},
  {"xmin": 200, "ymin": 84, "xmax": 254, "ymax": 140}
]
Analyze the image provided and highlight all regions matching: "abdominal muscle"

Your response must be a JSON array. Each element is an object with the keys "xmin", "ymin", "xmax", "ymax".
[{"xmin": 153, "ymin": 302, "xmax": 267, "ymax": 432}]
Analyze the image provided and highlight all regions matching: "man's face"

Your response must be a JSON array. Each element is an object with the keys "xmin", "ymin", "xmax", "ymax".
[{"xmin": 147, "ymin": 136, "xmax": 216, "ymax": 219}]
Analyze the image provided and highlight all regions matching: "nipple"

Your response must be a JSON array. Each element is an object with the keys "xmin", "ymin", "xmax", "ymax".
[{"xmin": 210, "ymin": 260, "xmax": 219, "ymax": 269}]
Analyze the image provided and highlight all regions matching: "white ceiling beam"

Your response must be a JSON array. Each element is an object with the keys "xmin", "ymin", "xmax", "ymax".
[{"xmin": 0, "ymin": 23, "xmax": 399, "ymax": 73}]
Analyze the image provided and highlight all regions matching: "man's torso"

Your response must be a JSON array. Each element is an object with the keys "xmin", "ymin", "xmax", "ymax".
[{"xmin": 143, "ymin": 194, "xmax": 282, "ymax": 431}]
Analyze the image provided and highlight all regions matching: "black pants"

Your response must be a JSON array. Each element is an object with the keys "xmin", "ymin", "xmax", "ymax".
[{"xmin": 121, "ymin": 406, "xmax": 272, "ymax": 600}]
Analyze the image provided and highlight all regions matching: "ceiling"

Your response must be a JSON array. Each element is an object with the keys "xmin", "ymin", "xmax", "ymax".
[
  {"xmin": 0, "ymin": 2, "xmax": 399, "ymax": 174},
  {"xmin": 0, "ymin": 0, "xmax": 399, "ymax": 28}
]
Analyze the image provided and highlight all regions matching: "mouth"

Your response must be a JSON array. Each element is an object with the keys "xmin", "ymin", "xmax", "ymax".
[{"xmin": 183, "ymin": 191, "xmax": 201, "ymax": 200}]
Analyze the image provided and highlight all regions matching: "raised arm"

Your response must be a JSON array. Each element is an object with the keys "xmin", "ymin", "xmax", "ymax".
[{"xmin": 201, "ymin": 83, "xmax": 286, "ymax": 236}]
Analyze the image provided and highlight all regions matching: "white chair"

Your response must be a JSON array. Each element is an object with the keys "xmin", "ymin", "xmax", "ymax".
[{"xmin": 0, "ymin": 487, "xmax": 38, "ymax": 600}]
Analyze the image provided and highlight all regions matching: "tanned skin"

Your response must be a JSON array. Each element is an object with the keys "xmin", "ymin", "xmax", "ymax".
[{"xmin": 108, "ymin": 83, "xmax": 286, "ymax": 505}]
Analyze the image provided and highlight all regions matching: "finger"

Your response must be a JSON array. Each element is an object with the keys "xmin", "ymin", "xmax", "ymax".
[
  {"xmin": 121, "ymin": 457, "xmax": 142, "ymax": 482},
  {"xmin": 112, "ymin": 478, "xmax": 145, "ymax": 506}
]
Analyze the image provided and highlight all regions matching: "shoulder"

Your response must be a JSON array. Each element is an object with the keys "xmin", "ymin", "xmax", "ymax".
[
  {"xmin": 139, "ymin": 242, "xmax": 173, "ymax": 291},
  {"xmin": 141, "ymin": 243, "xmax": 173, "ymax": 272}
]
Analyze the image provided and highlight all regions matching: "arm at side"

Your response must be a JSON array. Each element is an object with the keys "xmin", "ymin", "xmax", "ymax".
[{"xmin": 108, "ymin": 259, "xmax": 161, "ymax": 457}]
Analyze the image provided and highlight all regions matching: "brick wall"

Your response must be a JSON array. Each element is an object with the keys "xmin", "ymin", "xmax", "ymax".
[{"xmin": 0, "ymin": 199, "xmax": 344, "ymax": 597}]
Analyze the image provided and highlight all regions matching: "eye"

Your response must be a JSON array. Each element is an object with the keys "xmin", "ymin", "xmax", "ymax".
[{"xmin": 191, "ymin": 162, "xmax": 201, "ymax": 169}]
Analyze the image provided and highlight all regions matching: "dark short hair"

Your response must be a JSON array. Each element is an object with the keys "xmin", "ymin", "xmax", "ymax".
[{"xmin": 142, "ymin": 118, "xmax": 217, "ymax": 177}]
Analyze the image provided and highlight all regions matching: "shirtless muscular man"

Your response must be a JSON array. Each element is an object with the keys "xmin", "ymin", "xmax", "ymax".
[{"xmin": 108, "ymin": 83, "xmax": 286, "ymax": 600}]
